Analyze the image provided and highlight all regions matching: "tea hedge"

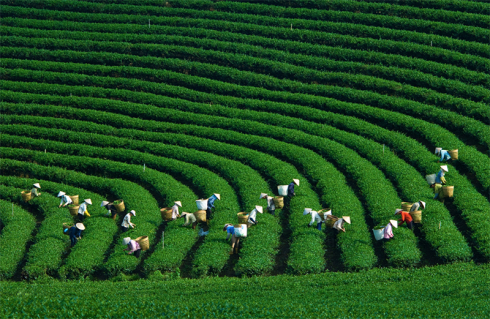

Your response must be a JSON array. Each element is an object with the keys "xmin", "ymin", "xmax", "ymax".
[{"xmin": 0, "ymin": 196, "xmax": 36, "ymax": 280}]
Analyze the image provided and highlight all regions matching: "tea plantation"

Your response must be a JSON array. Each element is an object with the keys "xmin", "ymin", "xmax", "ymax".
[{"xmin": 1, "ymin": 0, "xmax": 489, "ymax": 317}]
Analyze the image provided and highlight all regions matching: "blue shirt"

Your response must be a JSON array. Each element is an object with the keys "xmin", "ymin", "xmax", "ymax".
[
  {"xmin": 226, "ymin": 226, "xmax": 235, "ymax": 235},
  {"xmin": 435, "ymin": 170, "xmax": 445, "ymax": 184},
  {"xmin": 287, "ymin": 182, "xmax": 295, "ymax": 197},
  {"xmin": 208, "ymin": 194, "xmax": 218, "ymax": 209},
  {"xmin": 68, "ymin": 226, "xmax": 82, "ymax": 239}
]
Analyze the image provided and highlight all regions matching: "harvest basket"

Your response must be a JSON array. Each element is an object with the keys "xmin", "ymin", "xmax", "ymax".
[
  {"xmin": 63, "ymin": 223, "xmax": 73, "ymax": 235},
  {"xmin": 448, "ymin": 149, "xmax": 458, "ymax": 160},
  {"xmin": 237, "ymin": 212, "xmax": 249, "ymax": 224},
  {"xmin": 442, "ymin": 186, "xmax": 454, "ymax": 198},
  {"xmin": 273, "ymin": 196, "xmax": 284, "ymax": 209},
  {"xmin": 325, "ymin": 216, "xmax": 338, "ymax": 229},
  {"xmin": 21, "ymin": 190, "xmax": 32, "ymax": 202},
  {"xmin": 196, "ymin": 199, "xmax": 208, "ymax": 210},
  {"xmin": 410, "ymin": 211, "xmax": 422, "ymax": 224},
  {"xmin": 160, "ymin": 207, "xmax": 173, "ymax": 221},
  {"xmin": 277, "ymin": 185, "xmax": 288, "ymax": 196},
  {"xmin": 401, "ymin": 202, "xmax": 412, "ymax": 212},
  {"xmin": 194, "ymin": 210, "xmax": 206, "ymax": 222},
  {"xmin": 135, "ymin": 236, "xmax": 149, "ymax": 251},
  {"xmin": 373, "ymin": 228, "xmax": 384, "ymax": 241},
  {"xmin": 68, "ymin": 205, "xmax": 79, "ymax": 216},
  {"xmin": 234, "ymin": 224, "xmax": 247, "ymax": 238},
  {"xmin": 425, "ymin": 174, "xmax": 436, "ymax": 185},
  {"xmin": 69, "ymin": 195, "xmax": 79, "ymax": 206},
  {"xmin": 114, "ymin": 200, "xmax": 125, "ymax": 213}
]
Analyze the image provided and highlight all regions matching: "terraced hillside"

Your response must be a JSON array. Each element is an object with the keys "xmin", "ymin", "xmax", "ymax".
[{"xmin": 1, "ymin": 0, "xmax": 489, "ymax": 284}]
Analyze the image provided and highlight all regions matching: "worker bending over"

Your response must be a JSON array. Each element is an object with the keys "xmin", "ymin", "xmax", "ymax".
[
  {"xmin": 206, "ymin": 194, "xmax": 220, "ymax": 221},
  {"xmin": 224, "ymin": 223, "xmax": 240, "ymax": 255},
  {"xmin": 305, "ymin": 208, "xmax": 323, "ymax": 230},
  {"xmin": 121, "ymin": 210, "xmax": 136, "ymax": 232},
  {"xmin": 409, "ymin": 201, "xmax": 426, "ymax": 213},
  {"xmin": 102, "ymin": 201, "xmax": 118, "ymax": 220},
  {"xmin": 170, "ymin": 201, "xmax": 182, "ymax": 221},
  {"xmin": 123, "ymin": 237, "xmax": 141, "ymax": 258},
  {"xmin": 31, "ymin": 183, "xmax": 41, "ymax": 198},
  {"xmin": 247, "ymin": 206, "xmax": 263, "ymax": 228},
  {"xmin": 432, "ymin": 165, "xmax": 448, "ymax": 199},
  {"xmin": 69, "ymin": 223, "xmax": 85, "ymax": 247},
  {"xmin": 395, "ymin": 209, "xmax": 414, "ymax": 230},
  {"xmin": 58, "ymin": 191, "xmax": 73, "ymax": 208},
  {"xmin": 435, "ymin": 148, "xmax": 452, "ymax": 163},
  {"xmin": 180, "ymin": 212, "xmax": 197, "ymax": 229},
  {"xmin": 288, "ymin": 179, "xmax": 300, "ymax": 197},
  {"xmin": 77, "ymin": 198, "xmax": 92, "ymax": 222},
  {"xmin": 260, "ymin": 193, "xmax": 276, "ymax": 216}
]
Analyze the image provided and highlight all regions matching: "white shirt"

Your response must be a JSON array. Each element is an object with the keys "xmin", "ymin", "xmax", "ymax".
[
  {"xmin": 60, "ymin": 195, "xmax": 73, "ymax": 206},
  {"xmin": 309, "ymin": 211, "xmax": 323, "ymax": 226},
  {"xmin": 121, "ymin": 213, "xmax": 134, "ymax": 228},
  {"xmin": 248, "ymin": 208, "xmax": 258, "ymax": 222},
  {"xmin": 266, "ymin": 196, "xmax": 275, "ymax": 210},
  {"xmin": 410, "ymin": 202, "xmax": 421, "ymax": 213},
  {"xmin": 78, "ymin": 202, "xmax": 88, "ymax": 215},
  {"xmin": 171, "ymin": 205, "xmax": 179, "ymax": 219}
]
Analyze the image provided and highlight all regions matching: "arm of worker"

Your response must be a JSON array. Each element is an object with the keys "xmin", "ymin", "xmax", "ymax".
[
  {"xmin": 308, "ymin": 213, "xmax": 315, "ymax": 227},
  {"xmin": 440, "ymin": 176, "xmax": 446, "ymax": 184}
]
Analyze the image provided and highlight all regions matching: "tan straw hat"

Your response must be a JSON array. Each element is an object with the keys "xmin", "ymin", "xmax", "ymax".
[
  {"xmin": 57, "ymin": 191, "xmax": 66, "ymax": 197},
  {"xmin": 342, "ymin": 216, "xmax": 351, "ymax": 224},
  {"xmin": 293, "ymin": 179, "xmax": 300, "ymax": 186},
  {"xmin": 84, "ymin": 199, "xmax": 92, "ymax": 205},
  {"xmin": 122, "ymin": 237, "xmax": 131, "ymax": 245},
  {"xmin": 255, "ymin": 206, "xmax": 263, "ymax": 214},
  {"xmin": 174, "ymin": 201, "xmax": 182, "ymax": 207},
  {"xmin": 101, "ymin": 201, "xmax": 109, "ymax": 207},
  {"xmin": 390, "ymin": 220, "xmax": 398, "ymax": 228},
  {"xmin": 214, "ymin": 193, "xmax": 221, "ymax": 200},
  {"xmin": 33, "ymin": 183, "xmax": 41, "ymax": 189},
  {"xmin": 420, "ymin": 201, "xmax": 426, "ymax": 209},
  {"xmin": 440, "ymin": 165, "xmax": 448, "ymax": 172},
  {"xmin": 75, "ymin": 223, "xmax": 85, "ymax": 231}
]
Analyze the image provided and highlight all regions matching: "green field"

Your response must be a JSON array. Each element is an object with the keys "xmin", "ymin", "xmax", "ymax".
[{"xmin": 1, "ymin": 0, "xmax": 489, "ymax": 317}]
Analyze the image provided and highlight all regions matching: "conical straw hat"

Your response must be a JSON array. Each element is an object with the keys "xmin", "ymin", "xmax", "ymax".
[
  {"xmin": 303, "ymin": 208, "xmax": 312, "ymax": 216},
  {"xmin": 255, "ymin": 206, "xmax": 263, "ymax": 214},
  {"xmin": 57, "ymin": 191, "xmax": 66, "ymax": 197},
  {"xmin": 390, "ymin": 220, "xmax": 398, "ymax": 228},
  {"xmin": 342, "ymin": 216, "xmax": 351, "ymax": 224},
  {"xmin": 174, "ymin": 201, "xmax": 182, "ymax": 207},
  {"xmin": 440, "ymin": 165, "xmax": 448, "ymax": 172},
  {"xmin": 394, "ymin": 209, "xmax": 402, "ymax": 215},
  {"xmin": 84, "ymin": 199, "xmax": 92, "ymax": 205},
  {"xmin": 122, "ymin": 237, "xmax": 131, "ymax": 245},
  {"xmin": 75, "ymin": 223, "xmax": 85, "ymax": 230},
  {"xmin": 33, "ymin": 183, "xmax": 41, "ymax": 188},
  {"xmin": 214, "ymin": 193, "xmax": 221, "ymax": 200},
  {"xmin": 260, "ymin": 193, "xmax": 268, "ymax": 199},
  {"xmin": 101, "ymin": 201, "xmax": 109, "ymax": 207},
  {"xmin": 435, "ymin": 147, "xmax": 442, "ymax": 155},
  {"xmin": 293, "ymin": 179, "xmax": 300, "ymax": 186},
  {"xmin": 420, "ymin": 201, "xmax": 426, "ymax": 209}
]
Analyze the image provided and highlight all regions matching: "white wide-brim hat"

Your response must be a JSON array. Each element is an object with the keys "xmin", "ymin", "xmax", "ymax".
[
  {"xmin": 101, "ymin": 201, "xmax": 109, "ymax": 207},
  {"xmin": 420, "ymin": 201, "xmax": 426, "ymax": 209},
  {"xmin": 84, "ymin": 199, "xmax": 92, "ymax": 205},
  {"xmin": 293, "ymin": 179, "xmax": 300, "ymax": 186},
  {"xmin": 214, "ymin": 193, "xmax": 221, "ymax": 200},
  {"xmin": 130, "ymin": 210, "xmax": 136, "ymax": 216},
  {"xmin": 33, "ymin": 183, "xmax": 41, "ymax": 189},
  {"xmin": 174, "ymin": 201, "xmax": 182, "ymax": 207},
  {"xmin": 57, "ymin": 191, "xmax": 66, "ymax": 197},
  {"xmin": 435, "ymin": 147, "xmax": 442, "ymax": 155},
  {"xmin": 394, "ymin": 209, "xmax": 402, "ymax": 215},
  {"xmin": 440, "ymin": 165, "xmax": 448, "ymax": 172},
  {"xmin": 255, "ymin": 206, "xmax": 263, "ymax": 214},
  {"xmin": 303, "ymin": 208, "xmax": 312, "ymax": 216},
  {"xmin": 122, "ymin": 237, "xmax": 131, "ymax": 245},
  {"xmin": 390, "ymin": 220, "xmax": 398, "ymax": 228},
  {"xmin": 342, "ymin": 216, "xmax": 351, "ymax": 224},
  {"xmin": 260, "ymin": 193, "xmax": 268, "ymax": 199},
  {"xmin": 75, "ymin": 223, "xmax": 85, "ymax": 231}
]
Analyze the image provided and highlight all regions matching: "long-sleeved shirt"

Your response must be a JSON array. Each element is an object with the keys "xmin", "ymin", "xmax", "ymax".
[
  {"xmin": 31, "ymin": 188, "xmax": 40, "ymax": 197},
  {"xmin": 78, "ymin": 202, "xmax": 88, "ymax": 216},
  {"xmin": 308, "ymin": 211, "xmax": 323, "ymax": 226},
  {"xmin": 287, "ymin": 182, "xmax": 295, "ymax": 197},
  {"xmin": 439, "ymin": 150, "xmax": 451, "ymax": 162},
  {"xmin": 207, "ymin": 194, "xmax": 218, "ymax": 209},
  {"xmin": 398, "ymin": 211, "xmax": 413, "ymax": 225},
  {"xmin": 121, "ymin": 213, "xmax": 134, "ymax": 228},
  {"xmin": 409, "ymin": 202, "xmax": 422, "ymax": 213},
  {"xmin": 59, "ymin": 195, "xmax": 73, "ymax": 206},
  {"xmin": 68, "ymin": 226, "xmax": 82, "ymax": 239},
  {"xmin": 127, "ymin": 240, "xmax": 141, "ymax": 254},
  {"xmin": 182, "ymin": 213, "xmax": 196, "ymax": 226},
  {"xmin": 383, "ymin": 223, "xmax": 393, "ymax": 239},
  {"xmin": 104, "ymin": 204, "xmax": 117, "ymax": 214},
  {"xmin": 266, "ymin": 196, "xmax": 275, "ymax": 211},
  {"xmin": 333, "ymin": 219, "xmax": 344, "ymax": 231},
  {"xmin": 171, "ymin": 204, "xmax": 180, "ymax": 219},
  {"xmin": 435, "ymin": 170, "xmax": 446, "ymax": 184}
]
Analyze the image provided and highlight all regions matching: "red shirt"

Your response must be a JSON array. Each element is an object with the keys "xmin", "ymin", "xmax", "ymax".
[{"xmin": 399, "ymin": 211, "xmax": 413, "ymax": 225}]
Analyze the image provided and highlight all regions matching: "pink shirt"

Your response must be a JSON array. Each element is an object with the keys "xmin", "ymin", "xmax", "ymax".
[{"xmin": 127, "ymin": 240, "xmax": 141, "ymax": 254}]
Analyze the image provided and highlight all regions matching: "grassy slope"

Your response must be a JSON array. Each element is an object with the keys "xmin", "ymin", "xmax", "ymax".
[{"xmin": 1, "ymin": 263, "xmax": 489, "ymax": 318}]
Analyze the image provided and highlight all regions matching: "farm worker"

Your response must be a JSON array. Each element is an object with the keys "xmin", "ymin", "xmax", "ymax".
[
  {"xmin": 206, "ymin": 194, "xmax": 220, "ymax": 221},
  {"xmin": 77, "ymin": 198, "xmax": 92, "ymax": 222},
  {"xmin": 409, "ymin": 201, "xmax": 426, "ymax": 213},
  {"xmin": 260, "ymin": 193, "xmax": 276, "ymax": 216},
  {"xmin": 123, "ymin": 237, "xmax": 141, "ymax": 258},
  {"xmin": 121, "ymin": 210, "xmax": 136, "ymax": 232},
  {"xmin": 69, "ymin": 223, "xmax": 85, "ymax": 247},
  {"xmin": 395, "ymin": 209, "xmax": 414, "ymax": 230},
  {"xmin": 247, "ymin": 205, "xmax": 263, "ymax": 228},
  {"xmin": 333, "ymin": 216, "xmax": 351, "ymax": 233},
  {"xmin": 31, "ymin": 183, "xmax": 41, "ymax": 197},
  {"xmin": 435, "ymin": 165, "xmax": 448, "ymax": 185},
  {"xmin": 101, "ymin": 201, "xmax": 118, "ymax": 220},
  {"xmin": 430, "ymin": 183, "xmax": 444, "ymax": 200},
  {"xmin": 223, "ymin": 223, "xmax": 239, "ymax": 255},
  {"xmin": 435, "ymin": 148, "xmax": 452, "ymax": 163},
  {"xmin": 170, "ymin": 201, "xmax": 182, "ymax": 220},
  {"xmin": 57, "ymin": 191, "xmax": 73, "ymax": 207},
  {"xmin": 180, "ymin": 212, "xmax": 197, "ymax": 229},
  {"xmin": 304, "ymin": 208, "xmax": 323, "ymax": 231},
  {"xmin": 288, "ymin": 179, "xmax": 300, "ymax": 197},
  {"xmin": 383, "ymin": 220, "xmax": 397, "ymax": 240}
]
